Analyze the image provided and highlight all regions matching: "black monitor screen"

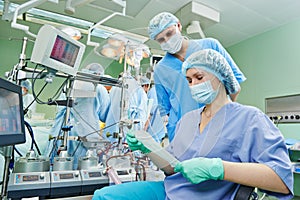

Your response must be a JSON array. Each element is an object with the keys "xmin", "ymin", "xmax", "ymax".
[
  {"xmin": 50, "ymin": 35, "xmax": 80, "ymax": 68},
  {"xmin": 0, "ymin": 78, "xmax": 25, "ymax": 146}
]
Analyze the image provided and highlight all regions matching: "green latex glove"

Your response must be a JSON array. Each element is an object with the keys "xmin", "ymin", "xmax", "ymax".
[
  {"xmin": 174, "ymin": 157, "xmax": 224, "ymax": 184},
  {"xmin": 126, "ymin": 133, "xmax": 151, "ymax": 154}
]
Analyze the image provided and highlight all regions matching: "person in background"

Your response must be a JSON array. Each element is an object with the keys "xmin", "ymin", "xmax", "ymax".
[
  {"xmin": 102, "ymin": 75, "xmax": 114, "ymax": 93},
  {"xmin": 92, "ymin": 49, "xmax": 293, "ymax": 200},
  {"xmin": 141, "ymin": 76, "xmax": 166, "ymax": 143},
  {"xmin": 140, "ymin": 76, "xmax": 150, "ymax": 94},
  {"xmin": 103, "ymin": 72, "xmax": 148, "ymax": 143},
  {"xmin": 21, "ymin": 79, "xmax": 36, "ymax": 119},
  {"xmin": 46, "ymin": 63, "xmax": 111, "ymax": 170},
  {"xmin": 148, "ymin": 12, "xmax": 246, "ymax": 141}
]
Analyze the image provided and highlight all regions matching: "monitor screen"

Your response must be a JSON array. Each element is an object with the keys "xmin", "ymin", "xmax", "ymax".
[
  {"xmin": 0, "ymin": 78, "xmax": 26, "ymax": 147},
  {"xmin": 31, "ymin": 24, "xmax": 85, "ymax": 76},
  {"xmin": 50, "ymin": 35, "xmax": 80, "ymax": 68}
]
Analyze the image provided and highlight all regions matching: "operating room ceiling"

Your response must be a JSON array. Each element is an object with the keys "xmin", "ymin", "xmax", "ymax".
[{"xmin": 3, "ymin": 0, "xmax": 300, "ymax": 49}]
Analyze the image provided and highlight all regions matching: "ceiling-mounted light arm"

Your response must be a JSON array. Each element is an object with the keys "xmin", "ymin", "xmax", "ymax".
[
  {"xmin": 10, "ymin": 0, "xmax": 49, "ymax": 38},
  {"xmin": 111, "ymin": 0, "xmax": 126, "ymax": 15},
  {"xmin": 87, "ymin": 0, "xmax": 126, "ymax": 47}
]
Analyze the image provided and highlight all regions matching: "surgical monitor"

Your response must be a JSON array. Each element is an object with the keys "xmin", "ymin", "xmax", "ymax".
[
  {"xmin": 31, "ymin": 24, "xmax": 85, "ymax": 76},
  {"xmin": 0, "ymin": 78, "xmax": 26, "ymax": 147}
]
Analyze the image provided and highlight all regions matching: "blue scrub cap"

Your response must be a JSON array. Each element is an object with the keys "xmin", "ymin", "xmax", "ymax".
[
  {"xmin": 83, "ymin": 63, "xmax": 104, "ymax": 75},
  {"xmin": 148, "ymin": 12, "xmax": 179, "ymax": 40},
  {"xmin": 21, "ymin": 79, "xmax": 32, "ymax": 90},
  {"xmin": 140, "ymin": 76, "xmax": 150, "ymax": 86},
  {"xmin": 182, "ymin": 49, "xmax": 240, "ymax": 94}
]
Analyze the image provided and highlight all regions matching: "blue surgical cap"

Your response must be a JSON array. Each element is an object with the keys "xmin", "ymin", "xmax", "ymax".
[
  {"xmin": 182, "ymin": 49, "xmax": 240, "ymax": 94},
  {"xmin": 148, "ymin": 12, "xmax": 179, "ymax": 40},
  {"xmin": 140, "ymin": 76, "xmax": 150, "ymax": 86},
  {"xmin": 21, "ymin": 79, "xmax": 32, "ymax": 90},
  {"xmin": 83, "ymin": 63, "xmax": 104, "ymax": 75}
]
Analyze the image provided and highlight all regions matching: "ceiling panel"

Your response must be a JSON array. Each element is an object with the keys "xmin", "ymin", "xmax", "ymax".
[
  {"xmin": 89, "ymin": 0, "xmax": 151, "ymax": 18},
  {"xmin": 205, "ymin": 23, "xmax": 248, "ymax": 47},
  {"xmin": 3, "ymin": 0, "xmax": 300, "ymax": 49}
]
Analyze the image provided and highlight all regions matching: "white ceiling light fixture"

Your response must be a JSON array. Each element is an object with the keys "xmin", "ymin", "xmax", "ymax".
[
  {"xmin": 186, "ymin": 20, "xmax": 205, "ymax": 38},
  {"xmin": 176, "ymin": 1, "xmax": 220, "ymax": 39},
  {"xmin": 64, "ymin": 0, "xmax": 95, "ymax": 15}
]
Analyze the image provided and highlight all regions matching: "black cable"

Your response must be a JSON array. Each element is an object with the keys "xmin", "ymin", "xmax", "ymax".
[
  {"xmin": 31, "ymin": 64, "xmax": 70, "ymax": 105},
  {"xmin": 24, "ymin": 121, "xmax": 41, "ymax": 155},
  {"xmin": 13, "ymin": 146, "xmax": 23, "ymax": 157},
  {"xmin": 23, "ymin": 71, "xmax": 48, "ymax": 115},
  {"xmin": 23, "ymin": 80, "xmax": 47, "ymax": 114},
  {"xmin": 31, "ymin": 65, "xmax": 47, "ymax": 104}
]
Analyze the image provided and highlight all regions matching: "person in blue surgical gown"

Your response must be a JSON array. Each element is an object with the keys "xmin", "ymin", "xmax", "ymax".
[
  {"xmin": 147, "ymin": 12, "xmax": 247, "ymax": 141},
  {"xmin": 20, "ymin": 79, "xmax": 36, "ymax": 119},
  {"xmin": 140, "ymin": 76, "xmax": 166, "ymax": 143},
  {"xmin": 47, "ymin": 63, "xmax": 111, "ymax": 169},
  {"xmin": 103, "ymin": 72, "xmax": 148, "ymax": 143},
  {"xmin": 92, "ymin": 49, "xmax": 293, "ymax": 200}
]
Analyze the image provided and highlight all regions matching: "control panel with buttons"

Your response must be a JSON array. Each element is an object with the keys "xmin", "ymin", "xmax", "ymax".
[{"xmin": 265, "ymin": 94, "xmax": 300, "ymax": 124}]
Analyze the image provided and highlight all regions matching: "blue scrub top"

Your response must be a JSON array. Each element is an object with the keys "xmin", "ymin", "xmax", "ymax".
[{"xmin": 165, "ymin": 102, "xmax": 293, "ymax": 199}]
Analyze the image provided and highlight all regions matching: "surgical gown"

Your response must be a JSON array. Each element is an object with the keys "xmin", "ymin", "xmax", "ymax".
[
  {"xmin": 46, "ymin": 80, "xmax": 111, "ymax": 169},
  {"xmin": 104, "ymin": 75, "xmax": 148, "ymax": 143},
  {"xmin": 92, "ymin": 102, "xmax": 293, "ymax": 200},
  {"xmin": 22, "ymin": 93, "xmax": 36, "ymax": 119},
  {"xmin": 154, "ymin": 38, "xmax": 246, "ymax": 141},
  {"xmin": 146, "ymin": 87, "xmax": 166, "ymax": 142}
]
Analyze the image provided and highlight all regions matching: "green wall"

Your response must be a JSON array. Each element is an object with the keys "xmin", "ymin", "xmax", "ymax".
[{"xmin": 227, "ymin": 19, "xmax": 300, "ymax": 140}]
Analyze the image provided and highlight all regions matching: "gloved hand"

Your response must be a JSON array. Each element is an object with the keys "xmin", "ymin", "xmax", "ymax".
[
  {"xmin": 126, "ymin": 133, "xmax": 151, "ymax": 154},
  {"xmin": 174, "ymin": 157, "xmax": 224, "ymax": 184}
]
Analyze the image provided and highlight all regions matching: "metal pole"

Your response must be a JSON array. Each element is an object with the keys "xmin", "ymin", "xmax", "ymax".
[{"xmin": 1, "ymin": 146, "xmax": 13, "ymax": 200}]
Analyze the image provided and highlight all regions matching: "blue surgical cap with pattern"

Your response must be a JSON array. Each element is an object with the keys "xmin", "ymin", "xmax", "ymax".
[
  {"xmin": 21, "ymin": 79, "xmax": 32, "ymax": 90},
  {"xmin": 148, "ymin": 12, "xmax": 179, "ymax": 40},
  {"xmin": 140, "ymin": 76, "xmax": 150, "ymax": 86},
  {"xmin": 182, "ymin": 49, "xmax": 240, "ymax": 94}
]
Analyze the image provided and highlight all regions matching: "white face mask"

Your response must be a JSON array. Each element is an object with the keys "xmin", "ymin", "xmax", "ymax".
[
  {"xmin": 160, "ymin": 26, "xmax": 183, "ymax": 54},
  {"xmin": 189, "ymin": 80, "xmax": 219, "ymax": 104}
]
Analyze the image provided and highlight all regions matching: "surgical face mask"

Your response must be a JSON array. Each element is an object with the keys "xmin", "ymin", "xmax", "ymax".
[
  {"xmin": 160, "ymin": 26, "xmax": 183, "ymax": 54},
  {"xmin": 189, "ymin": 80, "xmax": 219, "ymax": 104}
]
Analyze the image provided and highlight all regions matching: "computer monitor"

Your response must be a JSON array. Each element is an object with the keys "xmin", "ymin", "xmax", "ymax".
[
  {"xmin": 0, "ymin": 78, "xmax": 26, "ymax": 147},
  {"xmin": 150, "ymin": 55, "xmax": 163, "ymax": 67},
  {"xmin": 31, "ymin": 24, "xmax": 86, "ymax": 76}
]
